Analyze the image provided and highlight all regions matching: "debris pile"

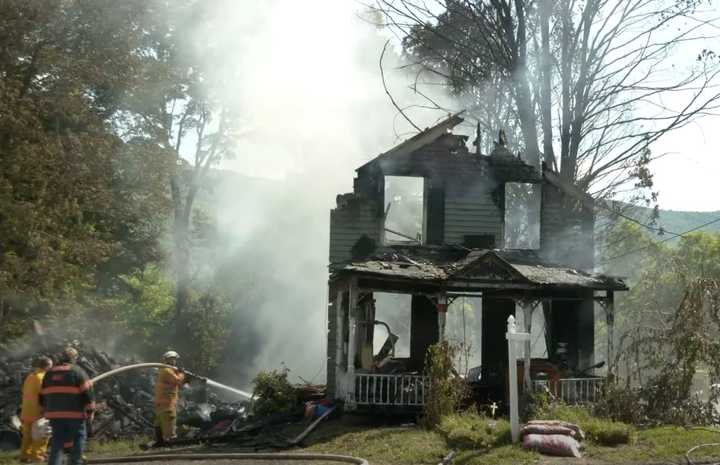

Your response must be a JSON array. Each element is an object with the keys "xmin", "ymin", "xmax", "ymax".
[
  {"xmin": 0, "ymin": 342, "xmax": 250, "ymax": 447},
  {"xmin": 0, "ymin": 342, "xmax": 330, "ymax": 451}
]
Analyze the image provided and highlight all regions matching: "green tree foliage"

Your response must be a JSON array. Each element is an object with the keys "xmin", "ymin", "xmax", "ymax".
[
  {"xmin": 0, "ymin": 0, "xmax": 174, "ymax": 340},
  {"xmin": 601, "ymin": 223, "xmax": 720, "ymax": 424},
  {"xmin": 114, "ymin": 264, "xmax": 231, "ymax": 372},
  {"xmin": 0, "ymin": 1, "xmax": 232, "ymax": 372}
]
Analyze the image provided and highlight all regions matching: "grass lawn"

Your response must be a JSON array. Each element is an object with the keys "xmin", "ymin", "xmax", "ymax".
[
  {"xmin": 0, "ymin": 437, "xmax": 148, "ymax": 465},
  {"xmin": 0, "ymin": 420, "xmax": 717, "ymax": 465}
]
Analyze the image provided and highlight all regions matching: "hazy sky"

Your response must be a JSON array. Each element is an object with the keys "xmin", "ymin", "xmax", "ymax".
[{"xmin": 214, "ymin": 0, "xmax": 719, "ymax": 213}]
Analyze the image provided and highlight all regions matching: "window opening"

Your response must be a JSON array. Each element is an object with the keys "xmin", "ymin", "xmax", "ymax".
[
  {"xmin": 504, "ymin": 182, "xmax": 541, "ymax": 249},
  {"xmin": 383, "ymin": 176, "xmax": 425, "ymax": 244},
  {"xmin": 373, "ymin": 293, "xmax": 411, "ymax": 358}
]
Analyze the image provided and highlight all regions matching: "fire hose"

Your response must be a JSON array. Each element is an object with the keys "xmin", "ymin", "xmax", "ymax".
[
  {"xmin": 85, "ymin": 366, "xmax": 357, "ymax": 464},
  {"xmin": 90, "ymin": 363, "xmax": 254, "ymax": 400},
  {"xmin": 87, "ymin": 452, "xmax": 369, "ymax": 465}
]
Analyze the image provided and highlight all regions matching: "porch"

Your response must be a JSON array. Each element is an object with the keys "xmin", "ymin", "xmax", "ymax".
[{"xmin": 326, "ymin": 246, "xmax": 626, "ymax": 411}]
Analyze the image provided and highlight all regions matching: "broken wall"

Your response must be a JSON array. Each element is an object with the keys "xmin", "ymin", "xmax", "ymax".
[{"xmin": 329, "ymin": 196, "xmax": 381, "ymax": 265}]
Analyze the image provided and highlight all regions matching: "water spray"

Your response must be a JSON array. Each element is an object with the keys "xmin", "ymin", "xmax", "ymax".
[{"xmin": 90, "ymin": 363, "xmax": 254, "ymax": 400}]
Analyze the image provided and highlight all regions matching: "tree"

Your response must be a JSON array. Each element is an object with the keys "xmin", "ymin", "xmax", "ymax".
[
  {"xmin": 0, "ymin": 0, "xmax": 172, "ymax": 339},
  {"xmin": 119, "ymin": 0, "xmax": 242, "ymax": 338},
  {"xmin": 601, "ymin": 221, "xmax": 720, "ymax": 384},
  {"xmin": 376, "ymin": 0, "xmax": 720, "ymax": 203}
]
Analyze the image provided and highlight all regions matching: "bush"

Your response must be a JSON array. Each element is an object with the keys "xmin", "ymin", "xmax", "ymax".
[
  {"xmin": 422, "ymin": 341, "xmax": 468, "ymax": 428},
  {"xmin": 251, "ymin": 368, "xmax": 297, "ymax": 417},
  {"xmin": 534, "ymin": 402, "xmax": 636, "ymax": 446},
  {"xmin": 438, "ymin": 410, "xmax": 512, "ymax": 450}
]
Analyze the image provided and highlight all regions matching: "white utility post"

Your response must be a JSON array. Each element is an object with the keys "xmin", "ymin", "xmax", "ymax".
[{"xmin": 506, "ymin": 314, "xmax": 530, "ymax": 442}]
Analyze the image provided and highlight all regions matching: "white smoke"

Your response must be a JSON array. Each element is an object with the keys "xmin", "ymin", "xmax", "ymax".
[{"xmin": 187, "ymin": 0, "xmax": 459, "ymax": 384}]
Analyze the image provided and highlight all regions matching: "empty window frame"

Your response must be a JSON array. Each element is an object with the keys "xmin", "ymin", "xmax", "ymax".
[
  {"xmin": 504, "ymin": 182, "xmax": 541, "ymax": 249},
  {"xmin": 373, "ymin": 293, "xmax": 411, "ymax": 358},
  {"xmin": 383, "ymin": 176, "xmax": 425, "ymax": 244}
]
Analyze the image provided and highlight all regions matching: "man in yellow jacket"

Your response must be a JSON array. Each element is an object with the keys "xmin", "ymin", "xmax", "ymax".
[
  {"xmin": 20, "ymin": 356, "xmax": 53, "ymax": 463},
  {"xmin": 154, "ymin": 351, "xmax": 190, "ymax": 445}
]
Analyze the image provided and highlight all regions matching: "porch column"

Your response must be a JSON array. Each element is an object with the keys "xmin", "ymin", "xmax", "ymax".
[
  {"xmin": 521, "ymin": 301, "xmax": 535, "ymax": 393},
  {"xmin": 605, "ymin": 291, "xmax": 615, "ymax": 379},
  {"xmin": 334, "ymin": 287, "xmax": 345, "ymax": 399},
  {"xmin": 506, "ymin": 315, "xmax": 530, "ymax": 442},
  {"xmin": 436, "ymin": 294, "xmax": 448, "ymax": 341},
  {"xmin": 346, "ymin": 277, "xmax": 359, "ymax": 407}
]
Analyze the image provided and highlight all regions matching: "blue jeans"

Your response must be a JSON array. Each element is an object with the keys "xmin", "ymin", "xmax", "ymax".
[{"xmin": 47, "ymin": 419, "xmax": 86, "ymax": 465}]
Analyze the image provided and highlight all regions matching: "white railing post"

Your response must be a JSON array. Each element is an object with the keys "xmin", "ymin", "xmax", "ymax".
[{"xmin": 506, "ymin": 315, "xmax": 530, "ymax": 442}]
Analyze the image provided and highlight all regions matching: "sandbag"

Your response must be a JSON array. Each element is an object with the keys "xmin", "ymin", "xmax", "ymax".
[
  {"xmin": 521, "ymin": 423, "xmax": 576, "ymax": 437},
  {"xmin": 525, "ymin": 420, "xmax": 585, "ymax": 440},
  {"xmin": 523, "ymin": 433, "xmax": 582, "ymax": 458}
]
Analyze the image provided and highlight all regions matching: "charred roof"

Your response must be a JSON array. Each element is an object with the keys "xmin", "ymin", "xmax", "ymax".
[{"xmin": 332, "ymin": 245, "xmax": 627, "ymax": 292}]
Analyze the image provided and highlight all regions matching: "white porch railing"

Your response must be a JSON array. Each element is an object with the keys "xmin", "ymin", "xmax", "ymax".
[
  {"xmin": 352, "ymin": 373, "xmax": 429, "ymax": 406},
  {"xmin": 533, "ymin": 377, "xmax": 605, "ymax": 404}
]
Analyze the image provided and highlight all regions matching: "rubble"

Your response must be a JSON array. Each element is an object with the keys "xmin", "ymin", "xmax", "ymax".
[
  {"xmin": 0, "ymin": 342, "xmax": 250, "ymax": 447},
  {"xmin": 0, "ymin": 341, "xmax": 330, "ymax": 451}
]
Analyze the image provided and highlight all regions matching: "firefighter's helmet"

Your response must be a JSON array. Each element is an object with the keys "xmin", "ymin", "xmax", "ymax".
[{"xmin": 162, "ymin": 350, "xmax": 180, "ymax": 360}]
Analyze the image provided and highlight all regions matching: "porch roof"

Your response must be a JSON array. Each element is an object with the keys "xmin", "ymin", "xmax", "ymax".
[{"xmin": 331, "ymin": 246, "xmax": 627, "ymax": 291}]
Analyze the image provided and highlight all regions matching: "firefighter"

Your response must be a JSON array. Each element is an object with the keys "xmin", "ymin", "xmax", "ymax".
[
  {"xmin": 40, "ymin": 347, "xmax": 94, "ymax": 465},
  {"xmin": 19, "ymin": 356, "xmax": 52, "ymax": 463},
  {"xmin": 154, "ymin": 350, "xmax": 191, "ymax": 444}
]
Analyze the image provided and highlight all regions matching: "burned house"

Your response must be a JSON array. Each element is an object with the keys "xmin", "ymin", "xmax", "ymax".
[{"xmin": 326, "ymin": 114, "xmax": 627, "ymax": 411}]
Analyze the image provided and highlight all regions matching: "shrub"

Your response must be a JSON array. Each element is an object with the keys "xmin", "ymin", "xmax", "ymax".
[
  {"xmin": 251, "ymin": 368, "xmax": 297, "ymax": 417},
  {"xmin": 422, "ymin": 341, "xmax": 468, "ymax": 428},
  {"xmin": 438, "ymin": 410, "xmax": 512, "ymax": 450},
  {"xmin": 533, "ymin": 402, "xmax": 635, "ymax": 446}
]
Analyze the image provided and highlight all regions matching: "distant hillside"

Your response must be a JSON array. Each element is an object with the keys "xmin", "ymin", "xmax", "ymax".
[{"xmin": 608, "ymin": 204, "xmax": 720, "ymax": 240}]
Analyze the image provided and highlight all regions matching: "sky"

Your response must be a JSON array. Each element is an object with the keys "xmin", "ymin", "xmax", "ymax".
[{"xmin": 211, "ymin": 0, "xmax": 719, "ymax": 213}]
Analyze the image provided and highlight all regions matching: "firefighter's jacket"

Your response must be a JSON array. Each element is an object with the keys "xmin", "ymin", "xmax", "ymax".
[
  {"xmin": 39, "ymin": 363, "xmax": 95, "ymax": 420},
  {"xmin": 20, "ymin": 369, "xmax": 46, "ymax": 423},
  {"xmin": 154, "ymin": 367, "xmax": 185, "ymax": 411}
]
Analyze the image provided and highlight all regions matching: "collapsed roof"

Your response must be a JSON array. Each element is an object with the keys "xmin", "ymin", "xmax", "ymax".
[{"xmin": 332, "ymin": 245, "xmax": 627, "ymax": 292}]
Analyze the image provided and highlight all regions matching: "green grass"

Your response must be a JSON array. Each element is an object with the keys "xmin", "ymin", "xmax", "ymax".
[
  {"xmin": 586, "ymin": 426, "xmax": 720, "ymax": 463},
  {"xmin": 436, "ymin": 412, "xmax": 511, "ymax": 450},
  {"xmin": 305, "ymin": 424, "xmax": 448, "ymax": 465},
  {"xmin": 454, "ymin": 445, "xmax": 539, "ymax": 465},
  {"xmin": 2, "ymin": 418, "xmax": 718, "ymax": 465},
  {"xmin": 0, "ymin": 437, "xmax": 149, "ymax": 465},
  {"xmin": 533, "ymin": 403, "xmax": 636, "ymax": 446}
]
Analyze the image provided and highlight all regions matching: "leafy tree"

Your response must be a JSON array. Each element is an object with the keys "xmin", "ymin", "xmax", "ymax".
[
  {"xmin": 117, "ymin": 0, "xmax": 243, "ymax": 342},
  {"xmin": 602, "ymin": 221, "xmax": 720, "ymax": 384},
  {"xmin": 0, "ymin": 0, "xmax": 172, "ymax": 340}
]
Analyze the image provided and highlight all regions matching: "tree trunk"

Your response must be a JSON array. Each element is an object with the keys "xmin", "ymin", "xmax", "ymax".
[
  {"xmin": 511, "ymin": 0, "xmax": 540, "ymax": 167},
  {"xmin": 539, "ymin": 0, "xmax": 556, "ymax": 169}
]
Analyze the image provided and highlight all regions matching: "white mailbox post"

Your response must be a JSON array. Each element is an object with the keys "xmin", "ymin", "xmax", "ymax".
[{"xmin": 506, "ymin": 314, "xmax": 531, "ymax": 442}]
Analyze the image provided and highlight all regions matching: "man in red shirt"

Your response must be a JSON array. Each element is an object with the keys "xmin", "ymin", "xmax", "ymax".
[{"xmin": 40, "ymin": 347, "xmax": 94, "ymax": 465}]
